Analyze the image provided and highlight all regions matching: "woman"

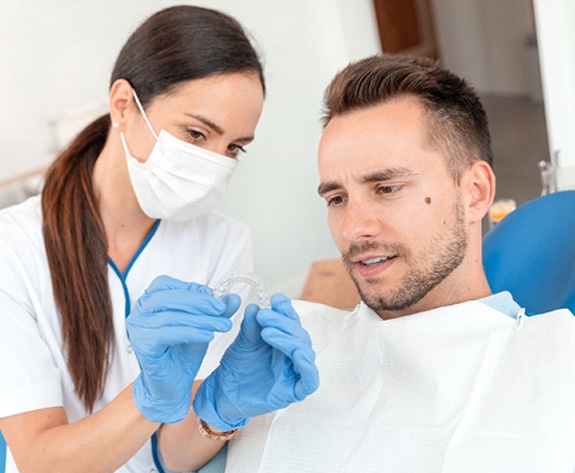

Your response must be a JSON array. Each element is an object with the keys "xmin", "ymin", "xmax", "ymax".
[{"xmin": 0, "ymin": 6, "xmax": 319, "ymax": 472}]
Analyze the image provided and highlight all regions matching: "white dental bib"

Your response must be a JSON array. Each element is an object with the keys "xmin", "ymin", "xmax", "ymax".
[{"xmin": 226, "ymin": 299, "xmax": 575, "ymax": 472}]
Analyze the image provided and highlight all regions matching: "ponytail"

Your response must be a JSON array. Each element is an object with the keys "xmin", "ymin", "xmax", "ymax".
[{"xmin": 42, "ymin": 114, "xmax": 114, "ymax": 411}]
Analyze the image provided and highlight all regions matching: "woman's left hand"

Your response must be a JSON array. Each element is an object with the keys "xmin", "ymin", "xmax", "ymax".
[{"xmin": 193, "ymin": 294, "xmax": 319, "ymax": 432}]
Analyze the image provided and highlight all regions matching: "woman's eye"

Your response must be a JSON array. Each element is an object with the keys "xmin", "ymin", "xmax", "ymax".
[
  {"xmin": 228, "ymin": 144, "xmax": 247, "ymax": 158},
  {"xmin": 185, "ymin": 128, "xmax": 205, "ymax": 142}
]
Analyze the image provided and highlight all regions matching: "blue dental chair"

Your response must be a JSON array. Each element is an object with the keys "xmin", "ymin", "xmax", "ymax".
[
  {"xmin": 0, "ymin": 431, "xmax": 5, "ymax": 472},
  {"xmin": 483, "ymin": 190, "xmax": 575, "ymax": 315}
]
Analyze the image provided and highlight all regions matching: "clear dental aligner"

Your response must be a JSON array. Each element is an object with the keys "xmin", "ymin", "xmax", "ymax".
[{"xmin": 213, "ymin": 271, "xmax": 271, "ymax": 308}]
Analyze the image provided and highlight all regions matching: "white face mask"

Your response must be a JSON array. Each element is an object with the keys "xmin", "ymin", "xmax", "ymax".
[{"xmin": 119, "ymin": 88, "xmax": 238, "ymax": 221}]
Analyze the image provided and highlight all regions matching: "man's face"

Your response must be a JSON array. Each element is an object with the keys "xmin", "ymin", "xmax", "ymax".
[{"xmin": 317, "ymin": 98, "xmax": 470, "ymax": 319}]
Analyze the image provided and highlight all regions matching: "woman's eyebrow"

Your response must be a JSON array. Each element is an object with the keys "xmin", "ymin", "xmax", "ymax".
[
  {"xmin": 185, "ymin": 113, "xmax": 255, "ymax": 142},
  {"xmin": 185, "ymin": 113, "xmax": 225, "ymax": 134}
]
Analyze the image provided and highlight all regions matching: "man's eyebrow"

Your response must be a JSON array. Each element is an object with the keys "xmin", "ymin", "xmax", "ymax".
[
  {"xmin": 318, "ymin": 168, "xmax": 416, "ymax": 196},
  {"xmin": 317, "ymin": 181, "xmax": 340, "ymax": 197},
  {"xmin": 361, "ymin": 168, "xmax": 416, "ymax": 183}
]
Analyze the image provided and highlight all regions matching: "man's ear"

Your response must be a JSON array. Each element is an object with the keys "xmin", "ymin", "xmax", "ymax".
[
  {"xmin": 108, "ymin": 79, "xmax": 134, "ymax": 130},
  {"xmin": 461, "ymin": 160, "xmax": 496, "ymax": 224}
]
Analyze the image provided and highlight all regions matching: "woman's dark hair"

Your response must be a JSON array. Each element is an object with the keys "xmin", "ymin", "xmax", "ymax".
[{"xmin": 41, "ymin": 5, "xmax": 265, "ymax": 411}]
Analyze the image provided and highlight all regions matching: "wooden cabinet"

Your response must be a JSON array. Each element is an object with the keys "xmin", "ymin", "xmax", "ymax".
[{"xmin": 373, "ymin": 0, "xmax": 438, "ymax": 58}]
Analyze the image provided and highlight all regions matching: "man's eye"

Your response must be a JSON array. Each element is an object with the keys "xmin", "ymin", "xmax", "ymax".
[
  {"xmin": 326, "ymin": 195, "xmax": 347, "ymax": 207},
  {"xmin": 377, "ymin": 185, "xmax": 401, "ymax": 195}
]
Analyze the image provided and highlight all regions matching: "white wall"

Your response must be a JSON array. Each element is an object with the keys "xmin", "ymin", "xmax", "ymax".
[
  {"xmin": 430, "ymin": 0, "xmax": 535, "ymax": 96},
  {"xmin": 4, "ymin": 0, "xmax": 569, "ymax": 293},
  {"xmin": 0, "ymin": 0, "xmax": 382, "ymax": 294},
  {"xmin": 533, "ymin": 0, "xmax": 575, "ymax": 188}
]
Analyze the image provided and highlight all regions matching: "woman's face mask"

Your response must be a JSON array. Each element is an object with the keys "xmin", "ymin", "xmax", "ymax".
[{"xmin": 119, "ymin": 88, "xmax": 238, "ymax": 221}]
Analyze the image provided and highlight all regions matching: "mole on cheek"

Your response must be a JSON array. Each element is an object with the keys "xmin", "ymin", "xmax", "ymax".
[{"xmin": 425, "ymin": 197, "xmax": 431, "ymax": 205}]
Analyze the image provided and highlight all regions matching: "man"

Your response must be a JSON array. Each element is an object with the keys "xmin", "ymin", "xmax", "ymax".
[{"xmin": 202, "ymin": 54, "xmax": 575, "ymax": 472}]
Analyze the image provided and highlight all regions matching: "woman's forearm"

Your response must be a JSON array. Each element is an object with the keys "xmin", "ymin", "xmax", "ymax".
[
  {"xmin": 157, "ymin": 380, "xmax": 227, "ymax": 472},
  {"xmin": 0, "ymin": 384, "xmax": 159, "ymax": 473}
]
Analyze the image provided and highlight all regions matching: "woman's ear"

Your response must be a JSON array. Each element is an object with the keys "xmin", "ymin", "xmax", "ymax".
[
  {"xmin": 461, "ymin": 160, "xmax": 496, "ymax": 224},
  {"xmin": 108, "ymin": 79, "xmax": 134, "ymax": 129}
]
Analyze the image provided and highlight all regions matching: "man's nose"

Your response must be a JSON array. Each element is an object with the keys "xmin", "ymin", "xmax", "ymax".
[{"xmin": 339, "ymin": 198, "xmax": 381, "ymax": 243}]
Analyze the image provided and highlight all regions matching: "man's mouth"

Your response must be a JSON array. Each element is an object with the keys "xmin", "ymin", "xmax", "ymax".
[
  {"xmin": 343, "ymin": 242, "xmax": 403, "ymax": 278},
  {"xmin": 360, "ymin": 256, "xmax": 392, "ymax": 267}
]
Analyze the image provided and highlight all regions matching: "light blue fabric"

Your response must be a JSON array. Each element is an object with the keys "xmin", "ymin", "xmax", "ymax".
[
  {"xmin": 158, "ymin": 442, "xmax": 227, "ymax": 473},
  {"xmin": 195, "ymin": 443, "xmax": 228, "ymax": 473},
  {"xmin": 0, "ymin": 431, "xmax": 5, "ymax": 473},
  {"xmin": 480, "ymin": 290, "xmax": 521, "ymax": 318},
  {"xmin": 483, "ymin": 190, "xmax": 575, "ymax": 315}
]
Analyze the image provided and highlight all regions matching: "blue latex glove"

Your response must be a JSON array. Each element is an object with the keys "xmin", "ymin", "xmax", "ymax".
[
  {"xmin": 126, "ymin": 275, "xmax": 240, "ymax": 424},
  {"xmin": 193, "ymin": 293, "xmax": 319, "ymax": 431}
]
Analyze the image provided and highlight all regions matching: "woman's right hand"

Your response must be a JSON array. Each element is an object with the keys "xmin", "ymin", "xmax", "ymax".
[{"xmin": 126, "ymin": 275, "xmax": 240, "ymax": 424}]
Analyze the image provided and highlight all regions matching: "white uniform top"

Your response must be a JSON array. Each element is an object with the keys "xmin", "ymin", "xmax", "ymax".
[
  {"xmin": 0, "ymin": 195, "xmax": 253, "ymax": 473},
  {"xmin": 226, "ymin": 299, "xmax": 575, "ymax": 473}
]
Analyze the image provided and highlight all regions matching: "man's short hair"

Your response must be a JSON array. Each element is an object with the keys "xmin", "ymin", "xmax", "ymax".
[{"xmin": 321, "ymin": 54, "xmax": 493, "ymax": 182}]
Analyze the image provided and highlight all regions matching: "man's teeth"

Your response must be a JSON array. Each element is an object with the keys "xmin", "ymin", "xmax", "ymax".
[{"xmin": 362, "ymin": 257, "xmax": 388, "ymax": 266}]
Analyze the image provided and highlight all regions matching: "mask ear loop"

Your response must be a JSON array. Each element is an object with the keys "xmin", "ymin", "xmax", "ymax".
[{"xmin": 131, "ymin": 88, "xmax": 159, "ymax": 140}]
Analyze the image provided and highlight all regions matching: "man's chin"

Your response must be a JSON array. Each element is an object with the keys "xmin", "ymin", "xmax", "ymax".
[
  {"xmin": 357, "ymin": 287, "xmax": 390, "ymax": 311},
  {"xmin": 359, "ymin": 286, "xmax": 425, "ymax": 314}
]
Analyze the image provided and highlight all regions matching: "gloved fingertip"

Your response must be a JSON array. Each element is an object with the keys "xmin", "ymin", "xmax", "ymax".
[
  {"xmin": 222, "ymin": 293, "xmax": 241, "ymax": 318},
  {"xmin": 220, "ymin": 317, "xmax": 234, "ymax": 333},
  {"xmin": 145, "ymin": 274, "xmax": 174, "ymax": 293},
  {"xmin": 294, "ymin": 363, "xmax": 320, "ymax": 400},
  {"xmin": 270, "ymin": 293, "xmax": 299, "ymax": 320},
  {"xmin": 300, "ymin": 376, "xmax": 320, "ymax": 399},
  {"xmin": 292, "ymin": 347, "xmax": 315, "ymax": 367},
  {"xmin": 270, "ymin": 293, "xmax": 290, "ymax": 306},
  {"xmin": 245, "ymin": 303, "xmax": 260, "ymax": 317},
  {"xmin": 292, "ymin": 349, "xmax": 320, "ymax": 396},
  {"xmin": 259, "ymin": 325, "xmax": 298, "ymax": 349},
  {"xmin": 186, "ymin": 282, "xmax": 213, "ymax": 295},
  {"xmin": 148, "ymin": 274, "xmax": 202, "ymax": 293},
  {"xmin": 239, "ymin": 304, "xmax": 263, "ymax": 344},
  {"xmin": 254, "ymin": 308, "xmax": 271, "ymax": 327}
]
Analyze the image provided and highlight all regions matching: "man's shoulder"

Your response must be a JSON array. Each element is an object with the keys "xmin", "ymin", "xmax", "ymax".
[{"xmin": 525, "ymin": 307, "xmax": 575, "ymax": 329}]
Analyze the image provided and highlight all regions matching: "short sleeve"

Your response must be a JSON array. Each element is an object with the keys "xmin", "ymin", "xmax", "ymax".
[{"xmin": 0, "ymin": 240, "xmax": 64, "ymax": 418}]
